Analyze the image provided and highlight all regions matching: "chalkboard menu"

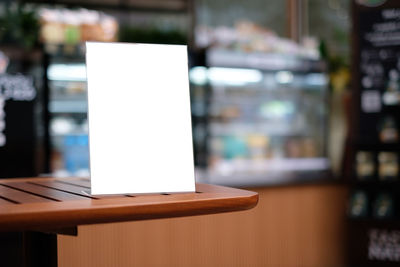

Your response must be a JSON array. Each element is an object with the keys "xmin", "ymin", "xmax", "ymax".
[
  {"xmin": 349, "ymin": 1, "xmax": 400, "ymax": 266},
  {"xmin": 0, "ymin": 74, "xmax": 37, "ymax": 177},
  {"xmin": 0, "ymin": 48, "xmax": 45, "ymax": 178},
  {"xmin": 358, "ymin": 7, "xmax": 400, "ymax": 141}
]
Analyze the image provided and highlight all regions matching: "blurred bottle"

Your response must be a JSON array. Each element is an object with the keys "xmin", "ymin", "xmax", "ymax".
[
  {"xmin": 373, "ymin": 193, "xmax": 394, "ymax": 219},
  {"xmin": 378, "ymin": 152, "xmax": 398, "ymax": 181},
  {"xmin": 349, "ymin": 190, "xmax": 369, "ymax": 218},
  {"xmin": 356, "ymin": 151, "xmax": 375, "ymax": 181},
  {"xmin": 379, "ymin": 116, "xmax": 398, "ymax": 143},
  {"xmin": 63, "ymin": 134, "xmax": 89, "ymax": 175}
]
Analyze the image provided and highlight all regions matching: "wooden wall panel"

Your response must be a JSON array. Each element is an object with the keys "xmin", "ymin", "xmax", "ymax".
[{"xmin": 58, "ymin": 183, "xmax": 348, "ymax": 267}]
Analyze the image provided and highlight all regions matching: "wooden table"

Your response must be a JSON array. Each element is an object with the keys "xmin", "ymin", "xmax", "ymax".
[{"xmin": 0, "ymin": 177, "xmax": 258, "ymax": 267}]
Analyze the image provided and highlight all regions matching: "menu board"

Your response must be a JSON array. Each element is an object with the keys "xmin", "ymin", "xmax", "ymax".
[
  {"xmin": 0, "ymin": 73, "xmax": 37, "ymax": 177},
  {"xmin": 349, "ymin": 1, "xmax": 400, "ymax": 266},
  {"xmin": 358, "ymin": 7, "xmax": 400, "ymax": 141}
]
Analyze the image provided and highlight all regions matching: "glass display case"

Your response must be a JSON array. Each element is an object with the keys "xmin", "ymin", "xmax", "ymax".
[
  {"xmin": 45, "ymin": 45, "xmax": 330, "ymax": 184},
  {"xmin": 45, "ymin": 47, "xmax": 89, "ymax": 176},
  {"xmin": 190, "ymin": 48, "xmax": 331, "ymax": 186}
]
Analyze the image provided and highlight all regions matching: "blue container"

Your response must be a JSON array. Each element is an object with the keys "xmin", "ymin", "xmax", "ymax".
[{"xmin": 63, "ymin": 134, "xmax": 89, "ymax": 174}]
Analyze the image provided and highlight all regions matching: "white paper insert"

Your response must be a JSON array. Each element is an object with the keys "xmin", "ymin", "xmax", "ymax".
[{"xmin": 86, "ymin": 42, "xmax": 195, "ymax": 194}]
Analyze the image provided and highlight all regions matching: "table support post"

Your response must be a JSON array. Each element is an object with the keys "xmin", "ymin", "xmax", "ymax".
[{"xmin": 0, "ymin": 231, "xmax": 57, "ymax": 267}]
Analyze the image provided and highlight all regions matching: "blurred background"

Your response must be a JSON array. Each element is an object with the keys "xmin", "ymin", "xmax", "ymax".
[
  {"xmin": 0, "ymin": 0, "xmax": 351, "ymax": 184},
  {"xmin": 1, "ymin": 0, "xmax": 400, "ymax": 266}
]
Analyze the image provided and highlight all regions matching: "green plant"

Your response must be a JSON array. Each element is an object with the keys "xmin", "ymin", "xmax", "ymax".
[
  {"xmin": 319, "ymin": 39, "xmax": 350, "ymax": 93},
  {"xmin": 0, "ymin": 3, "xmax": 40, "ymax": 48}
]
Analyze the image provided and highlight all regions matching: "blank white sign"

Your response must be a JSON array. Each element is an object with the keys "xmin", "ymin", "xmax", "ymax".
[{"xmin": 86, "ymin": 42, "xmax": 195, "ymax": 194}]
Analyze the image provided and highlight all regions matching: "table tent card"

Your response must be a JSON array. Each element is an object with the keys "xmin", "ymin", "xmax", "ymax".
[{"xmin": 86, "ymin": 42, "xmax": 195, "ymax": 195}]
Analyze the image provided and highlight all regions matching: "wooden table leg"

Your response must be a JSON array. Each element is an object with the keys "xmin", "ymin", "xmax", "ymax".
[
  {"xmin": 0, "ymin": 232, "xmax": 24, "ymax": 267},
  {"xmin": 0, "ymin": 231, "xmax": 57, "ymax": 267}
]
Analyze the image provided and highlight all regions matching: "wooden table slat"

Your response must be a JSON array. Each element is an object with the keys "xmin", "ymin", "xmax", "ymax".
[
  {"xmin": 0, "ymin": 196, "xmax": 15, "ymax": 205},
  {"xmin": 34, "ymin": 180, "xmax": 130, "ymax": 199},
  {"xmin": 29, "ymin": 181, "xmax": 95, "ymax": 199},
  {"xmin": 0, "ymin": 177, "xmax": 258, "ymax": 232},
  {"xmin": 0, "ymin": 182, "xmax": 91, "ymax": 201},
  {"xmin": 57, "ymin": 179, "xmax": 91, "ymax": 188},
  {"xmin": 0, "ymin": 184, "xmax": 54, "ymax": 204}
]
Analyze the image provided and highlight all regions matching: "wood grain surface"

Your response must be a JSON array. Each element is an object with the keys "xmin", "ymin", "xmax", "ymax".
[
  {"xmin": 0, "ymin": 177, "xmax": 258, "ymax": 231},
  {"xmin": 58, "ymin": 183, "xmax": 348, "ymax": 267}
]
